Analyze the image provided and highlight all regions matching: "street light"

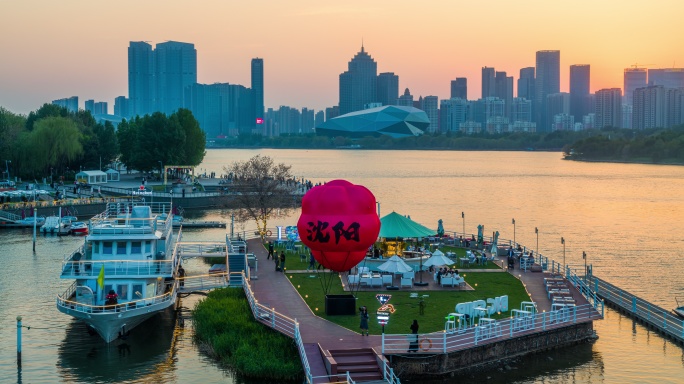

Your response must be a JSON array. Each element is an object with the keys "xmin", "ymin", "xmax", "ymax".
[
  {"xmin": 561, "ymin": 237, "xmax": 566, "ymax": 273},
  {"xmin": 461, "ymin": 212, "xmax": 465, "ymax": 238},
  {"xmin": 4, "ymin": 160, "xmax": 10, "ymax": 181},
  {"xmin": 583, "ymin": 251, "xmax": 587, "ymax": 280},
  {"xmin": 535, "ymin": 227, "xmax": 539, "ymax": 256},
  {"xmin": 512, "ymin": 218, "xmax": 516, "ymax": 248},
  {"xmin": 158, "ymin": 161, "xmax": 163, "ymax": 178}
]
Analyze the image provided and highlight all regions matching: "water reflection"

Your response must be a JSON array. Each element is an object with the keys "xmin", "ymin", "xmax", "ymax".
[{"xmin": 57, "ymin": 307, "xmax": 178, "ymax": 383}]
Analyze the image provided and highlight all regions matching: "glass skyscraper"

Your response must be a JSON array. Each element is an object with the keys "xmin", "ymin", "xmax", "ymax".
[
  {"xmin": 339, "ymin": 45, "xmax": 378, "ymax": 115},
  {"xmin": 535, "ymin": 50, "xmax": 560, "ymax": 131}
]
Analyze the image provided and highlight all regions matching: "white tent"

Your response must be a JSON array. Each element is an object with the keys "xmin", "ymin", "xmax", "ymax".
[
  {"xmin": 75, "ymin": 170, "xmax": 107, "ymax": 184},
  {"xmin": 377, "ymin": 255, "xmax": 413, "ymax": 274},
  {"xmin": 105, "ymin": 168, "xmax": 120, "ymax": 182},
  {"xmin": 423, "ymin": 250, "xmax": 455, "ymax": 267}
]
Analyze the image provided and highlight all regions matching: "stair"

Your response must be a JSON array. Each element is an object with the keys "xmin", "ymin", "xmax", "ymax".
[
  {"xmin": 227, "ymin": 253, "xmax": 246, "ymax": 287},
  {"xmin": 325, "ymin": 348, "xmax": 384, "ymax": 382}
]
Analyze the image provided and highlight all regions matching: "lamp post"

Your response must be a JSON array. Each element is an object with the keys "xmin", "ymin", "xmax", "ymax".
[
  {"xmin": 535, "ymin": 227, "xmax": 539, "ymax": 256},
  {"xmin": 583, "ymin": 251, "xmax": 587, "ymax": 281},
  {"xmin": 376, "ymin": 201, "xmax": 381, "ymax": 217},
  {"xmin": 50, "ymin": 167, "xmax": 53, "ymax": 184},
  {"xmin": 461, "ymin": 212, "xmax": 465, "ymax": 238},
  {"xmin": 158, "ymin": 161, "xmax": 163, "ymax": 179},
  {"xmin": 512, "ymin": 218, "xmax": 516, "ymax": 248},
  {"xmin": 4, "ymin": 160, "xmax": 10, "ymax": 181},
  {"xmin": 561, "ymin": 237, "xmax": 566, "ymax": 274}
]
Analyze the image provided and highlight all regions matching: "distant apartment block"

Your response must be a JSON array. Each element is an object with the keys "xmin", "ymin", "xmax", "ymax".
[
  {"xmin": 377, "ymin": 72, "xmax": 399, "ymax": 106},
  {"xmin": 595, "ymin": 88, "xmax": 622, "ymax": 129},
  {"xmin": 450, "ymin": 77, "xmax": 467, "ymax": 100},
  {"xmin": 570, "ymin": 64, "xmax": 590, "ymax": 123},
  {"xmin": 52, "ymin": 96, "xmax": 78, "ymax": 113},
  {"xmin": 535, "ymin": 50, "xmax": 561, "ymax": 131},
  {"xmin": 633, "ymin": 85, "xmax": 684, "ymax": 129},
  {"xmin": 623, "ymin": 68, "xmax": 647, "ymax": 106}
]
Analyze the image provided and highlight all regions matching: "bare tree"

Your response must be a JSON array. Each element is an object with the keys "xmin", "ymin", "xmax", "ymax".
[{"xmin": 224, "ymin": 155, "xmax": 297, "ymax": 239}]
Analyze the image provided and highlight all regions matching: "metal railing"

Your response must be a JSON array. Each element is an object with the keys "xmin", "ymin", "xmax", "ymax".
[
  {"xmin": 56, "ymin": 281, "xmax": 176, "ymax": 314},
  {"xmin": 178, "ymin": 273, "xmax": 230, "ymax": 291},
  {"xmin": 175, "ymin": 241, "xmax": 227, "ymax": 258},
  {"xmin": 61, "ymin": 259, "xmax": 175, "ymax": 278},
  {"xmin": 589, "ymin": 275, "xmax": 684, "ymax": 342},
  {"xmin": 381, "ymin": 303, "xmax": 601, "ymax": 355}
]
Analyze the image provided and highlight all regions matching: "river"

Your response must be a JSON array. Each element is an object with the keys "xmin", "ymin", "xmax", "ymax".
[{"xmin": 1, "ymin": 149, "xmax": 683, "ymax": 383}]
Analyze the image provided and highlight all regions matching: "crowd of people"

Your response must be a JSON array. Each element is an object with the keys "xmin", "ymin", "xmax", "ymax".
[{"xmin": 435, "ymin": 267, "xmax": 460, "ymax": 284}]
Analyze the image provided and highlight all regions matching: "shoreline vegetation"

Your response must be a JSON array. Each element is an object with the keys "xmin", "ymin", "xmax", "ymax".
[
  {"xmin": 192, "ymin": 288, "xmax": 303, "ymax": 382},
  {"xmin": 207, "ymin": 125, "xmax": 684, "ymax": 166}
]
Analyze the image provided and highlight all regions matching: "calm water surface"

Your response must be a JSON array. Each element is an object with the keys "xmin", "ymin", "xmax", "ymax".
[{"xmin": 1, "ymin": 149, "xmax": 683, "ymax": 383}]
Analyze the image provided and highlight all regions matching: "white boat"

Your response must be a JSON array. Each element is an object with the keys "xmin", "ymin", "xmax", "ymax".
[
  {"xmin": 69, "ymin": 221, "xmax": 88, "ymax": 235},
  {"xmin": 56, "ymin": 202, "xmax": 180, "ymax": 342},
  {"xmin": 16, "ymin": 216, "xmax": 46, "ymax": 227},
  {"xmin": 40, "ymin": 216, "xmax": 72, "ymax": 234}
]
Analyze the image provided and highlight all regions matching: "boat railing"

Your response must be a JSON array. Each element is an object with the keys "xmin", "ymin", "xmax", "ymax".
[
  {"xmin": 179, "ymin": 273, "xmax": 229, "ymax": 291},
  {"xmin": 56, "ymin": 283, "xmax": 176, "ymax": 314},
  {"xmin": 381, "ymin": 303, "xmax": 601, "ymax": 355},
  {"xmin": 61, "ymin": 259, "xmax": 175, "ymax": 277}
]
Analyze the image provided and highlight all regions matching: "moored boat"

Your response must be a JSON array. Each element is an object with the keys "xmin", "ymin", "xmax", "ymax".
[
  {"xmin": 69, "ymin": 221, "xmax": 88, "ymax": 235},
  {"xmin": 56, "ymin": 202, "xmax": 180, "ymax": 342}
]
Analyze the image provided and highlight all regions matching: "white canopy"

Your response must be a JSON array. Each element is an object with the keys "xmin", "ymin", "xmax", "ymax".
[
  {"xmin": 377, "ymin": 255, "xmax": 413, "ymax": 274},
  {"xmin": 75, "ymin": 170, "xmax": 107, "ymax": 184},
  {"xmin": 423, "ymin": 251, "xmax": 455, "ymax": 267}
]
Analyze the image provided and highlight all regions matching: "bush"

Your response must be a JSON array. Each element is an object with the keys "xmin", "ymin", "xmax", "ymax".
[{"xmin": 192, "ymin": 288, "xmax": 303, "ymax": 381}]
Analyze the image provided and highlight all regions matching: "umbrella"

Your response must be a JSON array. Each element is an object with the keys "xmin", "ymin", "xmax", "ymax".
[
  {"xmin": 377, "ymin": 255, "xmax": 413, "ymax": 274},
  {"xmin": 423, "ymin": 250, "xmax": 455, "ymax": 268}
]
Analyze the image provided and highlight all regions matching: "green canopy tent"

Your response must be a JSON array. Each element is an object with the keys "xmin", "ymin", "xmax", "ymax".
[
  {"xmin": 379, "ymin": 211, "xmax": 436, "ymax": 239},
  {"xmin": 379, "ymin": 212, "xmax": 436, "ymax": 286}
]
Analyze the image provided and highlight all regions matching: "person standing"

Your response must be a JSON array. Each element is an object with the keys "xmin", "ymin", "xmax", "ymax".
[
  {"xmin": 267, "ymin": 241, "xmax": 274, "ymax": 260},
  {"xmin": 359, "ymin": 306, "xmax": 369, "ymax": 336},
  {"xmin": 278, "ymin": 251, "xmax": 286, "ymax": 272},
  {"xmin": 178, "ymin": 264, "xmax": 185, "ymax": 287},
  {"xmin": 307, "ymin": 252, "xmax": 316, "ymax": 272},
  {"xmin": 408, "ymin": 320, "xmax": 419, "ymax": 352}
]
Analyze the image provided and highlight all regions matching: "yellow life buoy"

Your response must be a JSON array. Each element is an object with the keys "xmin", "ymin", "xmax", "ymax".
[{"xmin": 419, "ymin": 337, "xmax": 432, "ymax": 351}]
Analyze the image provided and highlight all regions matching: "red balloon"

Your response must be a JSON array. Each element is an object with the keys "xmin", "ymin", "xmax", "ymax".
[{"xmin": 297, "ymin": 180, "xmax": 380, "ymax": 272}]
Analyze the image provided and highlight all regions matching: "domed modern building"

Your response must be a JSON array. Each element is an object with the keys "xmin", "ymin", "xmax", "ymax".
[{"xmin": 315, "ymin": 105, "xmax": 430, "ymax": 138}]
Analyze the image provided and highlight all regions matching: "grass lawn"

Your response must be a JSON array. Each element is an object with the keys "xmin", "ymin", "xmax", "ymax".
[
  {"xmin": 269, "ymin": 242, "xmax": 502, "ymax": 271},
  {"xmin": 287, "ymin": 271, "xmax": 530, "ymax": 335}
]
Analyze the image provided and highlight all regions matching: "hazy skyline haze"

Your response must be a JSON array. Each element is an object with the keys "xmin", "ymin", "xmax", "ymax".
[{"xmin": 1, "ymin": 0, "xmax": 683, "ymax": 114}]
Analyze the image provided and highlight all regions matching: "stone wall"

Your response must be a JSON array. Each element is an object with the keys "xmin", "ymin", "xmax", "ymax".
[{"xmin": 390, "ymin": 321, "xmax": 595, "ymax": 379}]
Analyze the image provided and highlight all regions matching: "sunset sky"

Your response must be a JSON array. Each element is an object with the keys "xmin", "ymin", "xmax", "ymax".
[{"xmin": 1, "ymin": 0, "xmax": 683, "ymax": 115}]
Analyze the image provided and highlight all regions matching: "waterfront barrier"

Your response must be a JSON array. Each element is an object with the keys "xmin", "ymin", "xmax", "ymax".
[{"xmin": 588, "ymin": 275, "xmax": 684, "ymax": 345}]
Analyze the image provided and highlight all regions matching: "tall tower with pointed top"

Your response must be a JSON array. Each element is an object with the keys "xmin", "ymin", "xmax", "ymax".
[{"xmin": 339, "ymin": 45, "xmax": 378, "ymax": 114}]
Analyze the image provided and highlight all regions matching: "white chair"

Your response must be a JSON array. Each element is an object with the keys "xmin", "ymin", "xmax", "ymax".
[
  {"xmin": 400, "ymin": 277, "xmax": 413, "ymax": 288},
  {"xmin": 358, "ymin": 266, "xmax": 369, "ymax": 275},
  {"xmin": 370, "ymin": 276, "xmax": 383, "ymax": 287},
  {"xmin": 347, "ymin": 274, "xmax": 359, "ymax": 285},
  {"xmin": 402, "ymin": 271, "xmax": 415, "ymax": 280},
  {"xmin": 382, "ymin": 274, "xmax": 393, "ymax": 286}
]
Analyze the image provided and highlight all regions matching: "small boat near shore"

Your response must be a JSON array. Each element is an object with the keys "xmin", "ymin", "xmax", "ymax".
[{"xmin": 69, "ymin": 221, "xmax": 88, "ymax": 235}]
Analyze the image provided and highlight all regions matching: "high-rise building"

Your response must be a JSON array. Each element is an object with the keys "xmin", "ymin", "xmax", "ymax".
[
  {"xmin": 397, "ymin": 88, "xmax": 414, "ymax": 107},
  {"xmin": 251, "ymin": 58, "xmax": 264, "ymax": 126},
  {"xmin": 595, "ymin": 88, "xmax": 622, "ymax": 129},
  {"xmin": 633, "ymin": 85, "xmax": 684, "ymax": 130},
  {"xmin": 535, "ymin": 50, "xmax": 561, "ymax": 131},
  {"xmin": 325, "ymin": 106, "xmax": 340, "ymax": 121},
  {"xmin": 546, "ymin": 93, "xmax": 570, "ymax": 130},
  {"xmin": 481, "ymin": 67, "xmax": 495, "ymax": 98},
  {"xmin": 517, "ymin": 67, "xmax": 535, "ymax": 99},
  {"xmin": 314, "ymin": 110, "xmax": 325, "ymax": 128},
  {"xmin": 52, "ymin": 96, "xmax": 78, "ymax": 113},
  {"xmin": 184, "ymin": 83, "xmax": 254, "ymax": 137},
  {"xmin": 114, "ymin": 96, "xmax": 129, "ymax": 118},
  {"xmin": 377, "ymin": 72, "xmax": 399, "ymax": 106},
  {"xmin": 439, "ymin": 98, "xmax": 469, "ymax": 133},
  {"xmin": 569, "ymin": 64, "xmax": 590, "ymax": 122},
  {"xmin": 155, "ymin": 41, "xmax": 197, "ymax": 115},
  {"xmin": 339, "ymin": 45, "xmax": 378, "ymax": 114},
  {"xmin": 494, "ymin": 71, "xmax": 514, "ymax": 118},
  {"xmin": 420, "ymin": 96, "xmax": 439, "ymax": 133},
  {"xmin": 648, "ymin": 68, "xmax": 684, "ymax": 89},
  {"xmin": 623, "ymin": 68, "xmax": 647, "ymax": 106},
  {"xmin": 450, "ymin": 78, "xmax": 467, "ymax": 100},
  {"xmin": 93, "ymin": 102, "xmax": 108, "ymax": 115},
  {"xmin": 85, "ymin": 99, "xmax": 95, "ymax": 114},
  {"xmin": 511, "ymin": 98, "xmax": 532, "ymax": 122},
  {"xmin": 128, "ymin": 41, "xmax": 155, "ymax": 117}
]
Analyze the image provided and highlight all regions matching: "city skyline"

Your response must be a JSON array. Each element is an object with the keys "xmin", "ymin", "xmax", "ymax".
[{"xmin": 1, "ymin": 0, "xmax": 683, "ymax": 115}]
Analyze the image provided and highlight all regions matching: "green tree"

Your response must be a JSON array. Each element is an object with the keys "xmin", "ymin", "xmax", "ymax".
[
  {"xmin": 172, "ymin": 108, "xmax": 205, "ymax": 165},
  {"xmin": 224, "ymin": 155, "xmax": 297, "ymax": 239},
  {"xmin": 0, "ymin": 108, "xmax": 27, "ymax": 177},
  {"xmin": 22, "ymin": 117, "xmax": 83, "ymax": 177},
  {"xmin": 116, "ymin": 119, "xmax": 137, "ymax": 170},
  {"xmin": 94, "ymin": 121, "xmax": 119, "ymax": 168}
]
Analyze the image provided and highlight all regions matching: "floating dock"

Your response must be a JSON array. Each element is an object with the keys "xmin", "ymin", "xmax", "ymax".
[{"xmin": 175, "ymin": 221, "xmax": 226, "ymax": 228}]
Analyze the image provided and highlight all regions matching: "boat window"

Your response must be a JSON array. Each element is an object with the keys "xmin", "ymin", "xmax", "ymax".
[
  {"xmin": 133, "ymin": 284, "xmax": 143, "ymax": 300},
  {"xmin": 131, "ymin": 241, "xmax": 142, "ymax": 253},
  {"xmin": 145, "ymin": 241, "xmax": 152, "ymax": 252},
  {"xmin": 117, "ymin": 284, "xmax": 129, "ymax": 301},
  {"xmin": 103, "ymin": 242, "xmax": 113, "ymax": 254},
  {"xmin": 116, "ymin": 242, "xmax": 127, "ymax": 255}
]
